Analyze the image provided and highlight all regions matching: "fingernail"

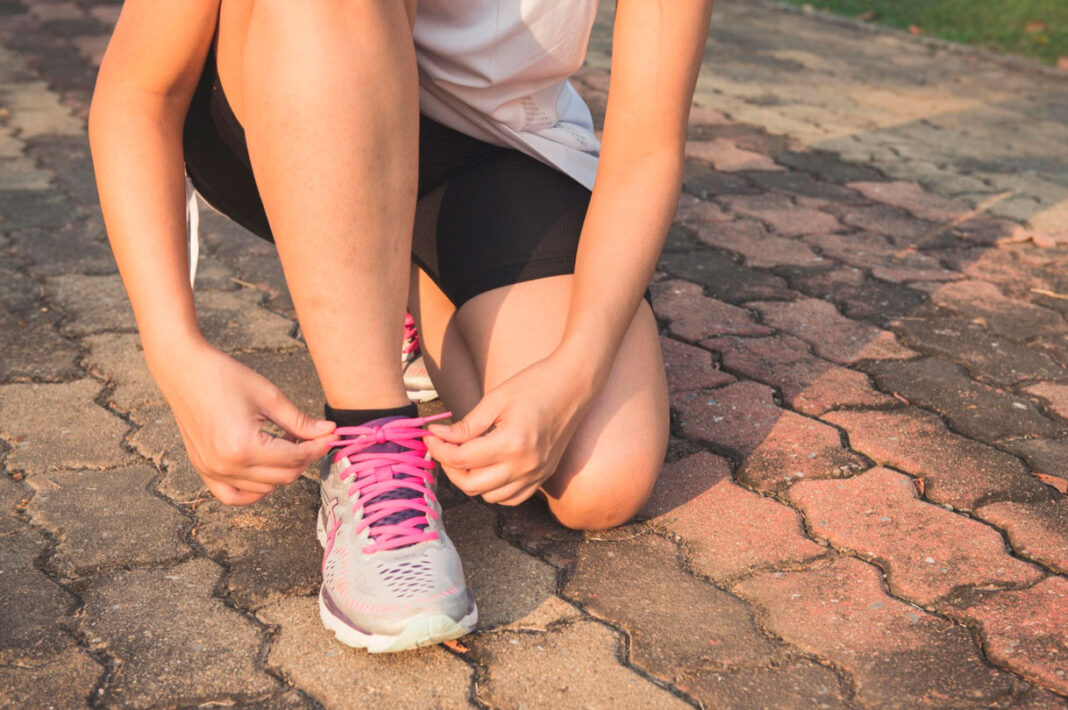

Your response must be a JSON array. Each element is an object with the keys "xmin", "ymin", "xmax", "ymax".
[
  {"xmin": 315, "ymin": 420, "xmax": 334, "ymax": 431},
  {"xmin": 427, "ymin": 424, "xmax": 446, "ymax": 435}
]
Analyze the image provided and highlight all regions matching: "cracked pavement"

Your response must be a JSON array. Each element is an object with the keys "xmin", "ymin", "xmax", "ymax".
[{"xmin": 2, "ymin": 0, "xmax": 1067, "ymax": 707}]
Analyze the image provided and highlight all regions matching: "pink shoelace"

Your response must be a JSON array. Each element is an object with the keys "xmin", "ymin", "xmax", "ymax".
[
  {"xmin": 328, "ymin": 412, "xmax": 451, "ymax": 554},
  {"xmin": 402, "ymin": 312, "xmax": 420, "ymax": 359}
]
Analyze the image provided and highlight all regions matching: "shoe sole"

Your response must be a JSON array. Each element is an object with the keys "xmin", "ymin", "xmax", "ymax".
[
  {"xmin": 316, "ymin": 508, "xmax": 477, "ymax": 653},
  {"xmin": 406, "ymin": 387, "xmax": 439, "ymax": 403},
  {"xmin": 319, "ymin": 592, "xmax": 477, "ymax": 653}
]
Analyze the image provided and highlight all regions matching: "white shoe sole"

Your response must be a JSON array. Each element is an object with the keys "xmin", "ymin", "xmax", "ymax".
[
  {"xmin": 406, "ymin": 387, "xmax": 439, "ymax": 403},
  {"xmin": 315, "ymin": 506, "xmax": 477, "ymax": 653},
  {"xmin": 319, "ymin": 592, "xmax": 478, "ymax": 653}
]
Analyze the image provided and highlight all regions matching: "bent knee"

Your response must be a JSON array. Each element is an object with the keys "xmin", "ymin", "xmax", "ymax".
[{"xmin": 544, "ymin": 461, "xmax": 660, "ymax": 532}]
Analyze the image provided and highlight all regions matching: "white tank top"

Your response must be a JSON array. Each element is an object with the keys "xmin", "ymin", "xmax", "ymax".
[{"xmin": 413, "ymin": 0, "xmax": 601, "ymax": 189}]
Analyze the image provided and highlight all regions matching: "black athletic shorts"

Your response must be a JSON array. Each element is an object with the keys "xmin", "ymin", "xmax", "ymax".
[{"xmin": 183, "ymin": 44, "xmax": 602, "ymax": 308}]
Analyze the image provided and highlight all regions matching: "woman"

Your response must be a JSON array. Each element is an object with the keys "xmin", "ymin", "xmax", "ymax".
[{"xmin": 89, "ymin": 0, "xmax": 714, "ymax": 652}]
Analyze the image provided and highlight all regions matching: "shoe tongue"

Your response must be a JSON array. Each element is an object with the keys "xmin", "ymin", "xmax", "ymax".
[{"xmin": 356, "ymin": 415, "xmax": 425, "ymax": 536}]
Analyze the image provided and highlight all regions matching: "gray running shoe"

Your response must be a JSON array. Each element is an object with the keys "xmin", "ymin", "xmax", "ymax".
[
  {"xmin": 403, "ymin": 313, "xmax": 439, "ymax": 403},
  {"xmin": 317, "ymin": 413, "xmax": 476, "ymax": 652}
]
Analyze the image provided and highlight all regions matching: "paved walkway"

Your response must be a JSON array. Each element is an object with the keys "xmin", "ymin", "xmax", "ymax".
[{"xmin": 2, "ymin": 1, "xmax": 1067, "ymax": 708}]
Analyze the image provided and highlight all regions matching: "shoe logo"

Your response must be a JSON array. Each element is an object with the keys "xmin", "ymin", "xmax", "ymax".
[{"xmin": 321, "ymin": 496, "xmax": 341, "ymax": 572}]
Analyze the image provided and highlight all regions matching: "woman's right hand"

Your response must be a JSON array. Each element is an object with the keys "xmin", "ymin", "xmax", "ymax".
[{"xmin": 148, "ymin": 337, "xmax": 338, "ymax": 505}]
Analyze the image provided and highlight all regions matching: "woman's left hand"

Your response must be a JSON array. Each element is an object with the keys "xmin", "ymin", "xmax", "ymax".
[{"xmin": 425, "ymin": 353, "xmax": 595, "ymax": 506}]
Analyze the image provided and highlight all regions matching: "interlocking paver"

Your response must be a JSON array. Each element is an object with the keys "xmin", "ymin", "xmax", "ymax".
[
  {"xmin": 976, "ymin": 500, "xmax": 1068, "ymax": 575},
  {"xmin": 686, "ymin": 138, "xmax": 783, "ymax": 172},
  {"xmin": 867, "ymin": 357, "xmax": 1065, "ymax": 441},
  {"xmin": 847, "ymin": 182, "xmax": 971, "ymax": 223},
  {"xmin": 792, "ymin": 366, "xmax": 900, "ymax": 416},
  {"xmin": 1003, "ymin": 438, "xmax": 1068, "ymax": 484},
  {"xmin": 0, "ymin": 646, "xmax": 102, "ymax": 710},
  {"xmin": 696, "ymin": 217, "xmax": 826, "ymax": 268},
  {"xmin": 0, "ymin": 526, "xmax": 77, "ymax": 663},
  {"xmin": 563, "ymin": 533, "xmax": 850, "ymax": 708},
  {"xmin": 920, "ymin": 280, "xmax": 1066, "ymax": 342},
  {"xmin": 0, "ymin": 474, "xmax": 26, "ymax": 536},
  {"xmin": 0, "ymin": 309, "xmax": 81, "ymax": 382},
  {"xmin": 751, "ymin": 298, "xmax": 915, "ymax": 365},
  {"xmin": 126, "ymin": 405, "xmax": 209, "ymax": 503},
  {"xmin": 944, "ymin": 578, "xmax": 1068, "ymax": 696},
  {"xmin": 659, "ymin": 336, "xmax": 735, "ymax": 392},
  {"xmin": 780, "ymin": 264, "xmax": 929, "ymax": 328},
  {"xmin": 743, "ymin": 169, "xmax": 865, "ymax": 205},
  {"xmin": 9, "ymin": 222, "xmax": 117, "ymax": 278},
  {"xmin": 675, "ymin": 380, "xmax": 867, "ymax": 493},
  {"xmin": 805, "ymin": 231, "xmax": 963, "ymax": 283},
  {"xmin": 194, "ymin": 478, "xmax": 320, "ymax": 610},
  {"xmin": 657, "ymin": 247, "xmax": 796, "ymax": 303},
  {"xmin": 25, "ymin": 464, "xmax": 188, "ymax": 577},
  {"xmin": 44, "ymin": 273, "xmax": 135, "ymax": 335},
  {"xmin": 651, "ymin": 278, "xmax": 771, "ymax": 341},
  {"xmin": 892, "ymin": 317, "xmax": 1068, "ymax": 386},
  {"xmin": 1025, "ymin": 383, "xmax": 1068, "ymax": 422},
  {"xmin": 0, "ymin": 379, "xmax": 134, "ymax": 475},
  {"xmin": 825, "ymin": 408, "xmax": 1054, "ymax": 511},
  {"xmin": 684, "ymin": 159, "xmax": 763, "ymax": 197},
  {"xmin": 83, "ymin": 332, "xmax": 165, "ymax": 413},
  {"xmin": 703, "ymin": 331, "xmax": 886, "ymax": 410},
  {"xmin": 445, "ymin": 501, "xmax": 559, "ymax": 629},
  {"xmin": 467, "ymin": 620, "xmax": 691, "ymax": 710},
  {"xmin": 80, "ymin": 557, "xmax": 279, "ymax": 708},
  {"xmin": 195, "ymin": 288, "xmax": 302, "ymax": 352},
  {"xmin": 257, "ymin": 596, "xmax": 474, "ymax": 709},
  {"xmin": 734, "ymin": 557, "xmax": 1019, "ymax": 708},
  {"xmin": 789, "ymin": 468, "xmax": 1043, "ymax": 606},
  {"xmin": 720, "ymin": 192, "xmax": 843, "ymax": 236},
  {"xmin": 821, "ymin": 203, "xmax": 939, "ymax": 248},
  {"xmin": 0, "ymin": 264, "xmax": 42, "ymax": 314},
  {"xmin": 643, "ymin": 452, "xmax": 824, "ymax": 580}
]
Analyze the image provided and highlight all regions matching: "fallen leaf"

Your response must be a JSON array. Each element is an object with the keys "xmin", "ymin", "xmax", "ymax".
[
  {"xmin": 1034, "ymin": 472, "xmax": 1068, "ymax": 494},
  {"xmin": 442, "ymin": 639, "xmax": 469, "ymax": 653},
  {"xmin": 908, "ymin": 25, "xmax": 922, "ymax": 35},
  {"xmin": 913, "ymin": 478, "xmax": 926, "ymax": 496}
]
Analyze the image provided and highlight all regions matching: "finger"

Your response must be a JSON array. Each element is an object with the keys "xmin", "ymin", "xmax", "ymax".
[
  {"xmin": 427, "ymin": 393, "xmax": 501, "ymax": 444},
  {"xmin": 480, "ymin": 476, "xmax": 534, "ymax": 505},
  {"xmin": 494, "ymin": 481, "xmax": 543, "ymax": 507},
  {"xmin": 258, "ymin": 387, "xmax": 335, "ymax": 441},
  {"xmin": 249, "ymin": 432, "xmax": 336, "ymax": 470},
  {"xmin": 237, "ymin": 464, "xmax": 310, "ymax": 486},
  {"xmin": 448, "ymin": 463, "xmax": 516, "ymax": 498},
  {"xmin": 428, "ymin": 426, "xmax": 517, "ymax": 472},
  {"xmin": 204, "ymin": 478, "xmax": 269, "ymax": 506},
  {"xmin": 426, "ymin": 436, "xmax": 464, "ymax": 471}
]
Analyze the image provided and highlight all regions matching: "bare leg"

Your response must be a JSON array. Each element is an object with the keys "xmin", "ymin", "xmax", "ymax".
[
  {"xmin": 230, "ymin": 0, "xmax": 418, "ymax": 409},
  {"xmin": 413, "ymin": 273, "xmax": 670, "ymax": 530}
]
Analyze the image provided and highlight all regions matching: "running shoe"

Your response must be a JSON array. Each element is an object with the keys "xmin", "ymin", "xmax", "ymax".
[
  {"xmin": 317, "ymin": 413, "xmax": 477, "ymax": 652},
  {"xmin": 403, "ymin": 313, "xmax": 438, "ymax": 403}
]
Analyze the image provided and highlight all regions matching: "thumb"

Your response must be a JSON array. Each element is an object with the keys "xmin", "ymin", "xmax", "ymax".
[
  {"xmin": 259, "ymin": 388, "xmax": 335, "ymax": 441},
  {"xmin": 428, "ymin": 395, "xmax": 500, "ymax": 444}
]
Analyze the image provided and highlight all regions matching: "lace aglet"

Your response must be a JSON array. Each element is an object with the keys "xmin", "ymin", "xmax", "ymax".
[{"xmin": 418, "ymin": 411, "xmax": 453, "ymax": 427}]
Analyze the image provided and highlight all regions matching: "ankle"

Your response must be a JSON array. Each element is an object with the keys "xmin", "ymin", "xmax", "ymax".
[{"xmin": 324, "ymin": 402, "xmax": 418, "ymax": 428}]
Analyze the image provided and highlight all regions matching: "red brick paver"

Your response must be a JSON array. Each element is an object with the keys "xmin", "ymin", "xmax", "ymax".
[{"xmin": 789, "ymin": 468, "xmax": 1043, "ymax": 606}]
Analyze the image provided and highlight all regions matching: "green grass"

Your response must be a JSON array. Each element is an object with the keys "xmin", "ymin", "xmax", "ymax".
[{"xmin": 779, "ymin": 0, "xmax": 1068, "ymax": 66}]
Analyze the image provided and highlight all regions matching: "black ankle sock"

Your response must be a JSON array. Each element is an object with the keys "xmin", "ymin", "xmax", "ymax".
[{"xmin": 323, "ymin": 402, "xmax": 418, "ymax": 429}]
